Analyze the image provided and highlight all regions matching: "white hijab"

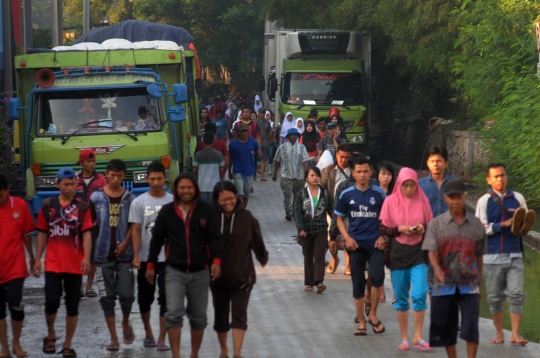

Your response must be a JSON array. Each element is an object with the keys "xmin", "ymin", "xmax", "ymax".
[
  {"xmin": 280, "ymin": 111, "xmax": 295, "ymax": 138},
  {"xmin": 265, "ymin": 111, "xmax": 274, "ymax": 127},
  {"xmin": 254, "ymin": 94, "xmax": 262, "ymax": 114},
  {"xmin": 296, "ymin": 117, "xmax": 305, "ymax": 134}
]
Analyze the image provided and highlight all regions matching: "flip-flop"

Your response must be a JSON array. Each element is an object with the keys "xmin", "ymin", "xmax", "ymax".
[
  {"xmin": 0, "ymin": 353, "xmax": 12, "ymax": 358},
  {"xmin": 510, "ymin": 338, "xmax": 528, "ymax": 346},
  {"xmin": 260, "ymin": 178, "xmax": 268, "ymax": 181},
  {"xmin": 316, "ymin": 283, "xmax": 326, "ymax": 294},
  {"xmin": 58, "ymin": 348, "xmax": 77, "ymax": 357},
  {"xmin": 364, "ymin": 302, "xmax": 371, "ymax": 316},
  {"xmin": 398, "ymin": 340, "xmax": 410, "ymax": 351},
  {"xmin": 157, "ymin": 344, "xmax": 171, "ymax": 352},
  {"xmin": 106, "ymin": 344, "xmax": 119, "ymax": 351},
  {"xmin": 85, "ymin": 289, "xmax": 98, "ymax": 298},
  {"xmin": 353, "ymin": 327, "xmax": 367, "ymax": 336},
  {"xmin": 123, "ymin": 326, "xmax": 135, "ymax": 345},
  {"xmin": 520, "ymin": 210, "xmax": 536, "ymax": 236},
  {"xmin": 511, "ymin": 207, "xmax": 526, "ymax": 235},
  {"xmin": 489, "ymin": 338, "xmax": 504, "ymax": 344},
  {"xmin": 368, "ymin": 319, "xmax": 386, "ymax": 334},
  {"xmin": 414, "ymin": 340, "xmax": 434, "ymax": 351},
  {"xmin": 344, "ymin": 269, "xmax": 351, "ymax": 275},
  {"xmin": 304, "ymin": 285, "xmax": 313, "ymax": 291},
  {"xmin": 143, "ymin": 338, "xmax": 157, "ymax": 347}
]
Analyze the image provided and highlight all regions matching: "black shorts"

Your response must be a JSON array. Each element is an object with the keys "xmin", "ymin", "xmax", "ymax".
[
  {"xmin": 348, "ymin": 244, "xmax": 385, "ymax": 299},
  {"xmin": 430, "ymin": 290, "xmax": 479, "ymax": 347}
]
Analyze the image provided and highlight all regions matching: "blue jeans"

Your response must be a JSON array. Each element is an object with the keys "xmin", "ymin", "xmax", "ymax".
[
  {"xmin": 391, "ymin": 263, "xmax": 428, "ymax": 311},
  {"xmin": 200, "ymin": 191, "xmax": 213, "ymax": 203},
  {"xmin": 233, "ymin": 173, "xmax": 253, "ymax": 197}
]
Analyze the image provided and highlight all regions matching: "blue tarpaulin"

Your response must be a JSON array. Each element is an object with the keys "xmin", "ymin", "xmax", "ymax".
[{"xmin": 73, "ymin": 20, "xmax": 194, "ymax": 48}]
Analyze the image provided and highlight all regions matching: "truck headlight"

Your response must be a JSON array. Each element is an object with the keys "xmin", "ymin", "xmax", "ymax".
[
  {"xmin": 349, "ymin": 135, "xmax": 364, "ymax": 143},
  {"xmin": 133, "ymin": 171, "xmax": 147, "ymax": 183}
]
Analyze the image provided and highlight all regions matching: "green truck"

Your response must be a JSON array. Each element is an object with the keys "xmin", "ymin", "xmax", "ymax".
[
  {"xmin": 8, "ymin": 21, "xmax": 200, "ymax": 213},
  {"xmin": 262, "ymin": 20, "xmax": 373, "ymax": 153}
]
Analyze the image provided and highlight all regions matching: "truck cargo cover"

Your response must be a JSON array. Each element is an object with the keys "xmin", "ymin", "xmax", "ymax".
[{"xmin": 73, "ymin": 20, "xmax": 194, "ymax": 48}]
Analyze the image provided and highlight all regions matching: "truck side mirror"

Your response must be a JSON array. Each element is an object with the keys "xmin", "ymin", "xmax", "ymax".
[
  {"xmin": 259, "ymin": 79, "xmax": 265, "ymax": 91},
  {"xmin": 8, "ymin": 98, "xmax": 21, "ymax": 120},
  {"xmin": 269, "ymin": 78, "xmax": 278, "ymax": 93},
  {"xmin": 172, "ymin": 84, "xmax": 188, "ymax": 104},
  {"xmin": 194, "ymin": 78, "xmax": 203, "ymax": 94},
  {"xmin": 168, "ymin": 106, "xmax": 186, "ymax": 122},
  {"xmin": 147, "ymin": 84, "xmax": 162, "ymax": 98}
]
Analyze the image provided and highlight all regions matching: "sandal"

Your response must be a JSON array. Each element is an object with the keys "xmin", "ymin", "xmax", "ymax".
[
  {"xmin": 13, "ymin": 349, "xmax": 28, "ymax": 358},
  {"xmin": 380, "ymin": 293, "xmax": 386, "ymax": 302},
  {"xmin": 157, "ymin": 344, "xmax": 171, "ymax": 351},
  {"xmin": 414, "ymin": 340, "xmax": 434, "ymax": 351},
  {"xmin": 85, "ymin": 289, "xmax": 98, "ymax": 298},
  {"xmin": 106, "ymin": 344, "xmax": 119, "ymax": 351},
  {"xmin": 354, "ymin": 315, "xmax": 359, "ymax": 323},
  {"xmin": 42, "ymin": 337, "xmax": 57, "ymax": 354},
  {"xmin": 316, "ymin": 283, "xmax": 326, "ymax": 294},
  {"xmin": 354, "ymin": 327, "xmax": 367, "ymax": 336},
  {"xmin": 364, "ymin": 302, "xmax": 371, "ymax": 317},
  {"xmin": 123, "ymin": 326, "xmax": 135, "ymax": 345},
  {"xmin": 510, "ymin": 338, "xmax": 529, "ymax": 346},
  {"xmin": 0, "ymin": 353, "xmax": 12, "ymax": 358},
  {"xmin": 304, "ymin": 285, "xmax": 313, "ymax": 291},
  {"xmin": 58, "ymin": 348, "xmax": 77, "ymax": 357},
  {"xmin": 260, "ymin": 178, "xmax": 268, "ymax": 181},
  {"xmin": 326, "ymin": 258, "xmax": 339, "ymax": 274},
  {"xmin": 344, "ymin": 269, "xmax": 351, "ymax": 275},
  {"xmin": 398, "ymin": 340, "xmax": 410, "ymax": 351},
  {"xmin": 368, "ymin": 319, "xmax": 386, "ymax": 334},
  {"xmin": 143, "ymin": 338, "xmax": 157, "ymax": 347}
]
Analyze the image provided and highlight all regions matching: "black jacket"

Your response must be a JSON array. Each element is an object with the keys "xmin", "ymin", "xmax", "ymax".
[
  {"xmin": 148, "ymin": 172, "xmax": 223, "ymax": 273},
  {"xmin": 212, "ymin": 198, "xmax": 268, "ymax": 288}
]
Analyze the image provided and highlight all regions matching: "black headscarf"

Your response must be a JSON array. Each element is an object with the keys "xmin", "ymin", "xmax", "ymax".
[{"xmin": 301, "ymin": 120, "xmax": 319, "ymax": 152}]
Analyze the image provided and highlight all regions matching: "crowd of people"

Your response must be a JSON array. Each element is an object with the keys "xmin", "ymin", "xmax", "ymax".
[{"xmin": 0, "ymin": 88, "xmax": 536, "ymax": 358}]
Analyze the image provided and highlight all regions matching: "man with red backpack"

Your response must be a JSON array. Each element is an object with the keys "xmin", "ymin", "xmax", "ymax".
[{"xmin": 75, "ymin": 149, "xmax": 107, "ymax": 298}]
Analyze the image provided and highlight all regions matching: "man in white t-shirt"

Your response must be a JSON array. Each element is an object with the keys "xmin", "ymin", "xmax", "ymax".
[{"xmin": 130, "ymin": 162, "xmax": 173, "ymax": 351}]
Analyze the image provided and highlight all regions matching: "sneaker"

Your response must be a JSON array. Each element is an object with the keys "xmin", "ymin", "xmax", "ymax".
[
  {"xmin": 511, "ymin": 207, "xmax": 526, "ymax": 235},
  {"xmin": 520, "ymin": 210, "xmax": 536, "ymax": 237}
]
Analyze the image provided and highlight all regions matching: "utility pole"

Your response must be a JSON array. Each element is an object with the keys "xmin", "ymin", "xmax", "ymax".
[
  {"xmin": 2, "ymin": 0, "xmax": 14, "ymax": 93},
  {"xmin": 51, "ymin": 0, "xmax": 63, "ymax": 47},
  {"xmin": 83, "ymin": 0, "xmax": 90, "ymax": 33}
]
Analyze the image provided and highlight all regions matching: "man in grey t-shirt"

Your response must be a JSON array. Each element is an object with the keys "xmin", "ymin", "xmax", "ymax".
[
  {"xmin": 129, "ymin": 162, "xmax": 173, "ymax": 350},
  {"xmin": 193, "ymin": 132, "xmax": 225, "ymax": 202}
]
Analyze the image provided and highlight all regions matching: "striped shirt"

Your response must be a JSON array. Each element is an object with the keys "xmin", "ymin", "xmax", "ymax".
[{"xmin": 274, "ymin": 141, "xmax": 309, "ymax": 180}]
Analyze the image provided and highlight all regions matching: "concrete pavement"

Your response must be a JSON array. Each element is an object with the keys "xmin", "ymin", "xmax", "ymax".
[{"xmin": 9, "ymin": 178, "xmax": 540, "ymax": 357}]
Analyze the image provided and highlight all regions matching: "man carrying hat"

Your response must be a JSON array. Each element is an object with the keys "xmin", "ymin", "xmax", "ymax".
[
  {"xmin": 422, "ymin": 179, "xmax": 486, "ymax": 358},
  {"xmin": 273, "ymin": 128, "xmax": 309, "ymax": 221},
  {"xmin": 75, "ymin": 149, "xmax": 107, "ymax": 298}
]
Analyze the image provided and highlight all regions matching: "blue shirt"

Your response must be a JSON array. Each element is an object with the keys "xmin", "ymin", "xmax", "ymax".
[
  {"xmin": 213, "ymin": 118, "xmax": 229, "ymax": 139},
  {"xmin": 229, "ymin": 138, "xmax": 260, "ymax": 177},
  {"xmin": 418, "ymin": 173, "xmax": 456, "ymax": 217},
  {"xmin": 334, "ymin": 185, "xmax": 386, "ymax": 247}
]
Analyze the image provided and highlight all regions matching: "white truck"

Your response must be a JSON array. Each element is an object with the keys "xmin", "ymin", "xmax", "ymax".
[{"xmin": 261, "ymin": 20, "xmax": 373, "ymax": 152}]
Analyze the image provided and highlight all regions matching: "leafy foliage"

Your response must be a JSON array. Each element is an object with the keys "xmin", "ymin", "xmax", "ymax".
[{"xmin": 0, "ymin": 92, "xmax": 18, "ymax": 180}]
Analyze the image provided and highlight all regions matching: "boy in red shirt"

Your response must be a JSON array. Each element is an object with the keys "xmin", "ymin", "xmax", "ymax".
[
  {"xmin": 75, "ymin": 149, "xmax": 107, "ymax": 298},
  {"xmin": 0, "ymin": 174, "xmax": 35, "ymax": 358},
  {"xmin": 33, "ymin": 167, "xmax": 93, "ymax": 357}
]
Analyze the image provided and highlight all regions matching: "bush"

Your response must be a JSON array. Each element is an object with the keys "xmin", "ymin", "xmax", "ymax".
[{"xmin": 0, "ymin": 91, "xmax": 18, "ymax": 180}]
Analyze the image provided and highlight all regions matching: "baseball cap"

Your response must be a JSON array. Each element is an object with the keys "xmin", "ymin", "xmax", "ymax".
[
  {"xmin": 77, "ymin": 149, "xmax": 96, "ymax": 165},
  {"xmin": 444, "ymin": 179, "xmax": 467, "ymax": 195},
  {"xmin": 258, "ymin": 107, "xmax": 267, "ymax": 113},
  {"xmin": 138, "ymin": 105, "xmax": 148, "ymax": 114},
  {"xmin": 239, "ymin": 123, "xmax": 250, "ymax": 131},
  {"xmin": 327, "ymin": 122, "xmax": 337, "ymax": 128},
  {"xmin": 56, "ymin": 167, "xmax": 76, "ymax": 182}
]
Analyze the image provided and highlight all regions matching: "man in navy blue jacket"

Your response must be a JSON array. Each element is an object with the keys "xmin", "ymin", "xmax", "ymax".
[{"xmin": 476, "ymin": 163, "xmax": 535, "ymax": 346}]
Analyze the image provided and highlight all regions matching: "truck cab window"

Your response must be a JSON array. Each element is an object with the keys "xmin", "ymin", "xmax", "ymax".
[
  {"xmin": 281, "ymin": 72, "xmax": 363, "ymax": 106},
  {"xmin": 36, "ymin": 87, "xmax": 163, "ymax": 136}
]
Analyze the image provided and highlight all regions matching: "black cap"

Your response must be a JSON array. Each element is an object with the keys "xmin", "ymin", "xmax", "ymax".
[
  {"xmin": 138, "ymin": 105, "xmax": 148, "ymax": 114},
  {"xmin": 444, "ymin": 179, "xmax": 466, "ymax": 195}
]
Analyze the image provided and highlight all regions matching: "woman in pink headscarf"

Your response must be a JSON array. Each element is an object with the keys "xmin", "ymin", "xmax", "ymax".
[{"xmin": 379, "ymin": 167, "xmax": 433, "ymax": 352}]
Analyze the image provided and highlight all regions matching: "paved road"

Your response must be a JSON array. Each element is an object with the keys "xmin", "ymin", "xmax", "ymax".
[{"xmin": 11, "ymin": 178, "xmax": 540, "ymax": 357}]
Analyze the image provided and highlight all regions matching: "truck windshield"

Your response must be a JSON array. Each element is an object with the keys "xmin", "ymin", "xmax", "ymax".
[
  {"xmin": 282, "ymin": 72, "xmax": 363, "ymax": 106},
  {"xmin": 36, "ymin": 87, "xmax": 162, "ymax": 136}
]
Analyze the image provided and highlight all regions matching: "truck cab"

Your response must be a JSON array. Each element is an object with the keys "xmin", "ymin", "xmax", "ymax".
[
  {"xmin": 9, "ymin": 38, "xmax": 198, "ymax": 213},
  {"xmin": 263, "ymin": 22, "xmax": 372, "ymax": 154}
]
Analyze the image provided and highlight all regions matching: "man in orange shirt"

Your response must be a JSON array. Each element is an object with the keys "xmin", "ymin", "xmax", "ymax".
[
  {"xmin": 34, "ymin": 168, "xmax": 93, "ymax": 357},
  {"xmin": 0, "ymin": 174, "xmax": 35, "ymax": 358}
]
